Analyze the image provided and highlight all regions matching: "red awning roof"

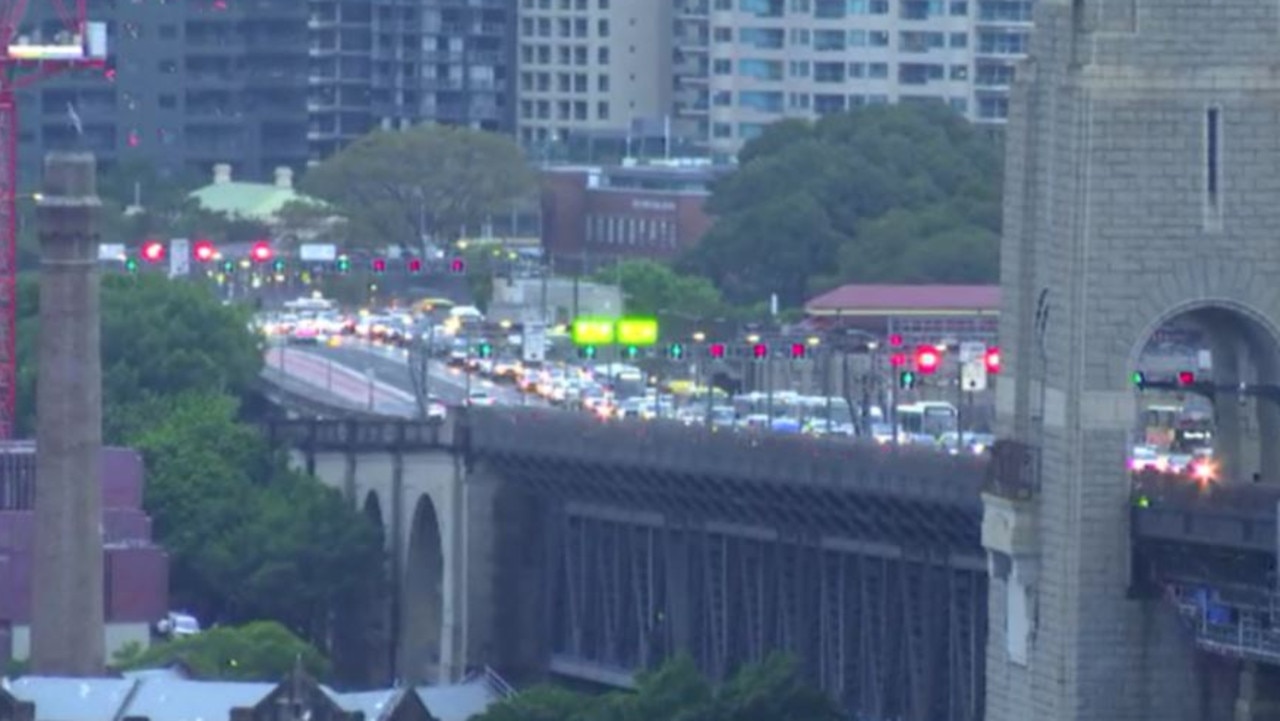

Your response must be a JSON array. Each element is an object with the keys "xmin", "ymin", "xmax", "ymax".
[{"xmin": 806, "ymin": 284, "xmax": 1000, "ymax": 316}]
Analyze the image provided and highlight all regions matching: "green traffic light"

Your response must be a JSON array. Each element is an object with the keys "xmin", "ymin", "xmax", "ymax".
[
  {"xmin": 668, "ymin": 343, "xmax": 685, "ymax": 359},
  {"xmin": 272, "ymin": 259, "xmax": 285, "ymax": 272},
  {"xmin": 477, "ymin": 343, "xmax": 493, "ymax": 358},
  {"xmin": 579, "ymin": 345, "xmax": 597, "ymax": 360},
  {"xmin": 899, "ymin": 370, "xmax": 917, "ymax": 389},
  {"xmin": 1131, "ymin": 371, "xmax": 1145, "ymax": 387},
  {"xmin": 623, "ymin": 345, "xmax": 639, "ymax": 359},
  {"xmin": 124, "ymin": 258, "xmax": 139, "ymax": 273},
  {"xmin": 336, "ymin": 256, "xmax": 351, "ymax": 273}
]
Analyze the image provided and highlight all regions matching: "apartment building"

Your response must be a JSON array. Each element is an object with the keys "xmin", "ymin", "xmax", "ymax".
[
  {"xmin": 674, "ymin": 0, "xmax": 1033, "ymax": 158},
  {"xmin": 515, "ymin": 0, "xmax": 672, "ymax": 149},
  {"xmin": 307, "ymin": 0, "xmax": 516, "ymax": 160},
  {"xmin": 18, "ymin": 0, "xmax": 310, "ymax": 184},
  {"xmin": 17, "ymin": 0, "xmax": 516, "ymax": 186}
]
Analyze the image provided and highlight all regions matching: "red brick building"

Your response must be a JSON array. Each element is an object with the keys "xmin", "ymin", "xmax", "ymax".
[{"xmin": 540, "ymin": 161, "xmax": 731, "ymax": 270}]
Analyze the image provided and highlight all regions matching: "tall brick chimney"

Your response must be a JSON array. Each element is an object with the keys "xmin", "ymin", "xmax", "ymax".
[{"xmin": 28, "ymin": 152, "xmax": 105, "ymax": 675}]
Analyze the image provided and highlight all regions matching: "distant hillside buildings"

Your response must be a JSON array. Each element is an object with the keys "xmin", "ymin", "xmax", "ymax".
[{"xmin": 18, "ymin": 0, "xmax": 1031, "ymax": 181}]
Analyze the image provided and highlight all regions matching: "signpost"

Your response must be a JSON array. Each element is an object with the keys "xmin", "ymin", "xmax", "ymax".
[
  {"xmin": 960, "ymin": 341, "xmax": 988, "ymax": 392},
  {"xmin": 168, "ymin": 238, "xmax": 190, "ymax": 278},
  {"xmin": 523, "ymin": 321, "xmax": 546, "ymax": 364}
]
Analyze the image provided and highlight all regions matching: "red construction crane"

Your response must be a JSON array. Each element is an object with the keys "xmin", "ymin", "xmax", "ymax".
[{"xmin": 0, "ymin": 1, "xmax": 102, "ymax": 438}]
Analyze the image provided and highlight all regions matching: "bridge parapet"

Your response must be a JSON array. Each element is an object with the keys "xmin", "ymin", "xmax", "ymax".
[
  {"xmin": 1132, "ymin": 472, "xmax": 1279, "ymax": 554},
  {"xmin": 464, "ymin": 406, "xmax": 988, "ymax": 510},
  {"xmin": 263, "ymin": 417, "xmax": 453, "ymax": 451}
]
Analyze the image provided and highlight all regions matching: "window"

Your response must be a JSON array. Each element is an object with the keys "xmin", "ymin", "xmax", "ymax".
[{"xmin": 1206, "ymin": 106, "xmax": 1221, "ymax": 216}]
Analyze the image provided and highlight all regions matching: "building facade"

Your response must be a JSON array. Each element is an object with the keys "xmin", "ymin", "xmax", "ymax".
[
  {"xmin": 540, "ymin": 160, "xmax": 726, "ymax": 268},
  {"xmin": 515, "ymin": 0, "xmax": 672, "ymax": 149},
  {"xmin": 18, "ymin": 0, "xmax": 516, "ymax": 186},
  {"xmin": 672, "ymin": 0, "xmax": 1033, "ymax": 158},
  {"xmin": 18, "ymin": 0, "xmax": 309, "ymax": 183},
  {"xmin": 0, "ymin": 445, "xmax": 168, "ymax": 666},
  {"xmin": 307, "ymin": 0, "xmax": 516, "ymax": 160}
]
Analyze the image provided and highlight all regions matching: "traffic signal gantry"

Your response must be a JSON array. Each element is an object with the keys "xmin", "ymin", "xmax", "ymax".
[{"xmin": 120, "ymin": 239, "xmax": 468, "ymax": 277}]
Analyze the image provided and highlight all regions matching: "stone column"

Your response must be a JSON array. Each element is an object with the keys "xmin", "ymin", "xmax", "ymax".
[{"xmin": 28, "ymin": 152, "xmax": 104, "ymax": 676}]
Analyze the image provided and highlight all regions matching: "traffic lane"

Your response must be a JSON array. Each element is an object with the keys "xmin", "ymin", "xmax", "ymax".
[
  {"xmin": 318, "ymin": 341, "xmax": 532, "ymax": 406},
  {"xmin": 264, "ymin": 347, "xmax": 417, "ymax": 416}
]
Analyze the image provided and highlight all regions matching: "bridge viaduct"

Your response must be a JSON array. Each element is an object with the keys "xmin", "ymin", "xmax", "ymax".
[{"xmin": 259, "ymin": 1, "xmax": 1280, "ymax": 719}]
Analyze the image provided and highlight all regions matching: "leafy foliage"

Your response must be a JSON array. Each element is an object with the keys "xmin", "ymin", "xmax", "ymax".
[
  {"xmin": 15, "ymin": 275, "xmax": 386, "ymax": 686},
  {"xmin": 112, "ymin": 621, "xmax": 330, "ymax": 681},
  {"xmin": 683, "ymin": 104, "xmax": 1002, "ymax": 307},
  {"xmin": 474, "ymin": 654, "xmax": 841, "ymax": 721},
  {"xmin": 594, "ymin": 260, "xmax": 725, "ymax": 319},
  {"xmin": 300, "ymin": 124, "xmax": 536, "ymax": 248}
]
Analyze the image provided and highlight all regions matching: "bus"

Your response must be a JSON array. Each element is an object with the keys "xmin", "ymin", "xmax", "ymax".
[
  {"xmin": 1139, "ymin": 404, "xmax": 1180, "ymax": 449},
  {"xmin": 897, "ymin": 401, "xmax": 958, "ymax": 440}
]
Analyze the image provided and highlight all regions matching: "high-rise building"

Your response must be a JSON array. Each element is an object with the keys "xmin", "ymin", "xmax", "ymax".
[
  {"xmin": 18, "ymin": 0, "xmax": 310, "ymax": 183},
  {"xmin": 17, "ymin": 1, "xmax": 517, "ymax": 186},
  {"xmin": 306, "ymin": 0, "xmax": 516, "ymax": 160},
  {"xmin": 672, "ymin": 0, "xmax": 1033, "ymax": 159},
  {"xmin": 515, "ymin": 0, "xmax": 672, "ymax": 152}
]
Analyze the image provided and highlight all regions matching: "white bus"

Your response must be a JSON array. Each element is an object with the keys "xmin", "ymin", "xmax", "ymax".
[{"xmin": 896, "ymin": 401, "xmax": 959, "ymax": 440}]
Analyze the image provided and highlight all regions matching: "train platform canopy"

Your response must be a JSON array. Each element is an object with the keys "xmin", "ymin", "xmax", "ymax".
[{"xmin": 805, "ymin": 284, "xmax": 1000, "ymax": 318}]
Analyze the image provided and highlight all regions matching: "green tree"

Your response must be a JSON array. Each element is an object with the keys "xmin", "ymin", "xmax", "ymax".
[
  {"xmin": 301, "ymin": 124, "xmax": 536, "ymax": 249},
  {"xmin": 594, "ymin": 260, "xmax": 725, "ymax": 319},
  {"xmin": 112, "ymin": 621, "xmax": 330, "ymax": 681},
  {"xmin": 15, "ymin": 273, "xmax": 263, "ymax": 438},
  {"xmin": 473, "ymin": 654, "xmax": 840, "ymax": 721},
  {"xmin": 683, "ymin": 103, "xmax": 1002, "ymax": 307}
]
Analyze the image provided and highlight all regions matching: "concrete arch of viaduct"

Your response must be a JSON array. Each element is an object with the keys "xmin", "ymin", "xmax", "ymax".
[{"xmin": 298, "ymin": 445, "xmax": 467, "ymax": 686}]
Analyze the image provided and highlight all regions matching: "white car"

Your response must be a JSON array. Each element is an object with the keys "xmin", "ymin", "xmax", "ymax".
[{"xmin": 466, "ymin": 390, "xmax": 497, "ymax": 407}]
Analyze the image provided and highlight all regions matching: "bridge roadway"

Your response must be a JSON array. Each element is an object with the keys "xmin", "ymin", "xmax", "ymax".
[{"xmin": 258, "ymin": 363, "xmax": 1280, "ymax": 719}]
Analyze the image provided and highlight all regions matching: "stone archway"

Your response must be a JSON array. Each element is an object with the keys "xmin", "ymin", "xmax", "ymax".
[
  {"xmin": 400, "ymin": 493, "xmax": 445, "ymax": 684},
  {"xmin": 1132, "ymin": 301, "xmax": 1280, "ymax": 484}
]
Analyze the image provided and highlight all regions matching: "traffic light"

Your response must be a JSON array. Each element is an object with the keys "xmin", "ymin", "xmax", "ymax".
[
  {"xmin": 984, "ymin": 347, "xmax": 1001, "ymax": 374},
  {"xmin": 336, "ymin": 255, "xmax": 351, "ymax": 274},
  {"xmin": 899, "ymin": 370, "xmax": 918, "ymax": 389},
  {"xmin": 271, "ymin": 258, "xmax": 286, "ymax": 273},
  {"xmin": 667, "ymin": 343, "xmax": 686, "ymax": 359},
  {"xmin": 476, "ymin": 342, "xmax": 493, "ymax": 359},
  {"xmin": 140, "ymin": 240, "xmax": 165, "ymax": 263},
  {"xmin": 708, "ymin": 342, "xmax": 726, "ymax": 359},
  {"xmin": 889, "ymin": 333, "xmax": 904, "ymax": 348},
  {"xmin": 578, "ymin": 345, "xmax": 597, "ymax": 360},
  {"xmin": 371, "ymin": 257, "xmax": 387, "ymax": 274},
  {"xmin": 890, "ymin": 352, "xmax": 907, "ymax": 368},
  {"xmin": 407, "ymin": 257, "xmax": 423, "ymax": 274},
  {"xmin": 751, "ymin": 342, "xmax": 769, "ymax": 359},
  {"xmin": 622, "ymin": 345, "xmax": 640, "ymax": 360},
  {"xmin": 250, "ymin": 241, "xmax": 273, "ymax": 263},
  {"xmin": 449, "ymin": 257, "xmax": 466, "ymax": 274},
  {"xmin": 220, "ymin": 259, "xmax": 235, "ymax": 273},
  {"xmin": 193, "ymin": 239, "xmax": 215, "ymax": 262},
  {"xmin": 789, "ymin": 343, "xmax": 806, "ymax": 359},
  {"xmin": 124, "ymin": 257, "xmax": 139, "ymax": 273},
  {"xmin": 1178, "ymin": 370, "xmax": 1196, "ymax": 386},
  {"xmin": 916, "ymin": 346, "xmax": 941, "ymax": 374},
  {"xmin": 1132, "ymin": 371, "xmax": 1147, "ymax": 388}
]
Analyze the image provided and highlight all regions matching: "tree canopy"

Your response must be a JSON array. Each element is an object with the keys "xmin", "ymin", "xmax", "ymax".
[
  {"xmin": 682, "ymin": 104, "xmax": 1002, "ymax": 307},
  {"xmin": 474, "ymin": 654, "xmax": 841, "ymax": 721},
  {"xmin": 15, "ymin": 274, "xmax": 386, "ymax": 686},
  {"xmin": 300, "ymin": 124, "xmax": 536, "ymax": 249},
  {"xmin": 112, "ymin": 621, "xmax": 330, "ymax": 681},
  {"xmin": 594, "ymin": 259, "xmax": 725, "ymax": 320}
]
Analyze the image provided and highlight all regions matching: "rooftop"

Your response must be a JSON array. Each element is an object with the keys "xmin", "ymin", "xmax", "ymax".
[
  {"xmin": 0, "ymin": 668, "xmax": 506, "ymax": 721},
  {"xmin": 189, "ymin": 163, "xmax": 327, "ymax": 223},
  {"xmin": 805, "ymin": 284, "xmax": 1000, "ymax": 317}
]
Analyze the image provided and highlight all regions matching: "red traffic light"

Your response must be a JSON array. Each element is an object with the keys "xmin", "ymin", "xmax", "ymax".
[
  {"xmin": 916, "ymin": 346, "xmax": 941, "ymax": 374},
  {"xmin": 889, "ymin": 333, "xmax": 904, "ymax": 348},
  {"xmin": 1177, "ymin": 371, "xmax": 1196, "ymax": 386},
  {"xmin": 752, "ymin": 343, "xmax": 769, "ymax": 359},
  {"xmin": 708, "ymin": 343, "xmax": 726, "ymax": 359},
  {"xmin": 890, "ymin": 352, "xmax": 907, "ymax": 368},
  {"xmin": 789, "ymin": 343, "xmax": 806, "ymax": 359},
  {"xmin": 407, "ymin": 258, "xmax": 423, "ymax": 274},
  {"xmin": 371, "ymin": 257, "xmax": 387, "ymax": 273},
  {"xmin": 140, "ymin": 240, "xmax": 165, "ymax": 263},
  {"xmin": 984, "ymin": 347, "xmax": 1001, "ymax": 374},
  {"xmin": 193, "ymin": 239, "xmax": 215, "ymax": 262},
  {"xmin": 250, "ymin": 241, "xmax": 273, "ymax": 263},
  {"xmin": 449, "ymin": 257, "xmax": 466, "ymax": 274}
]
